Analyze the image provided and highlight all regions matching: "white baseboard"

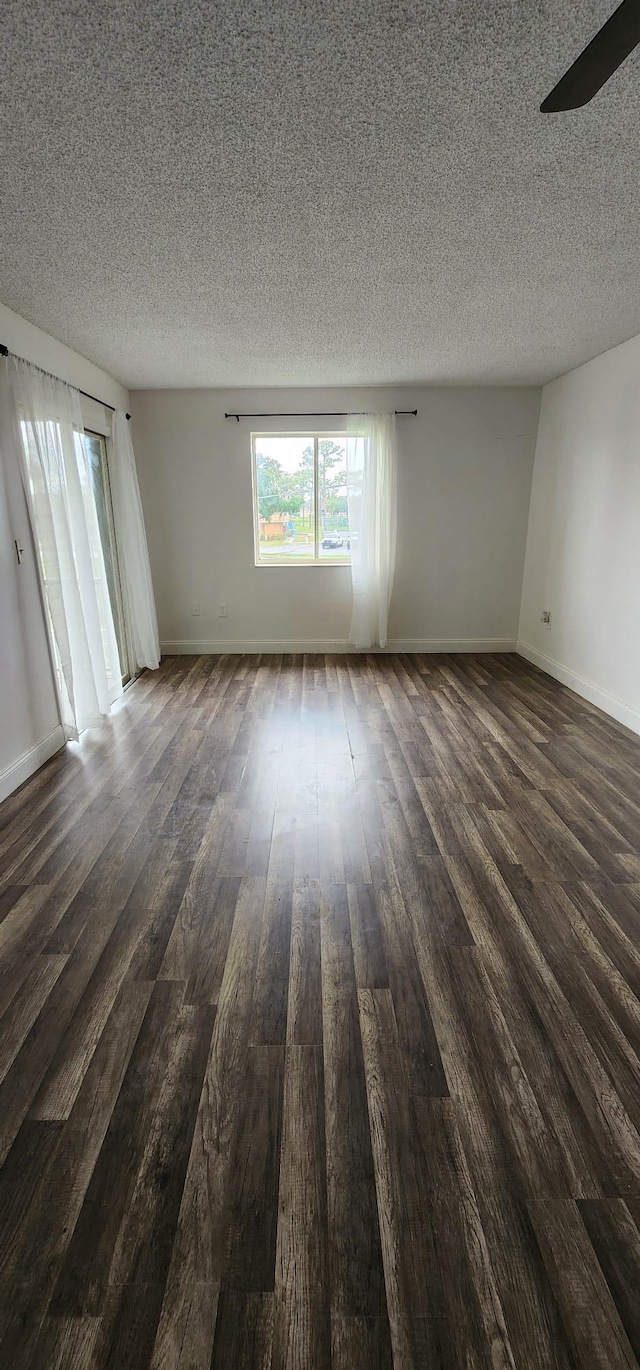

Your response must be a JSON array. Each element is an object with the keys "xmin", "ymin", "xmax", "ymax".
[
  {"xmin": 516, "ymin": 641, "xmax": 640, "ymax": 737},
  {"xmin": 389, "ymin": 638, "xmax": 516, "ymax": 654},
  {"xmin": 161, "ymin": 637, "xmax": 517, "ymax": 656},
  {"xmin": 0, "ymin": 725, "xmax": 66, "ymax": 805},
  {"xmin": 162, "ymin": 638, "xmax": 352, "ymax": 654}
]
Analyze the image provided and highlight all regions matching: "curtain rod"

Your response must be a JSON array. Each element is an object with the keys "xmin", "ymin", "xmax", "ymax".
[
  {"xmin": 224, "ymin": 409, "xmax": 418, "ymax": 421},
  {"xmin": 0, "ymin": 345, "xmax": 131, "ymax": 420}
]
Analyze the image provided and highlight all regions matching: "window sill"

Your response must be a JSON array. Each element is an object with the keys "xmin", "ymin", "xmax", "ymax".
[{"xmin": 254, "ymin": 559, "xmax": 351, "ymax": 568}]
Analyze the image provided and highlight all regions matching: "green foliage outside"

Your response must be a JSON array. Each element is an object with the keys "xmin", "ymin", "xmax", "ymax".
[{"xmin": 255, "ymin": 454, "xmax": 303, "ymax": 522}]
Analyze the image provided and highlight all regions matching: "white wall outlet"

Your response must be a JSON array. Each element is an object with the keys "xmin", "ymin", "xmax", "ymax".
[
  {"xmin": 191, "ymin": 602, "xmax": 200, "ymax": 616},
  {"xmin": 219, "ymin": 603, "xmax": 229, "ymax": 618},
  {"xmin": 541, "ymin": 609, "xmax": 551, "ymax": 627}
]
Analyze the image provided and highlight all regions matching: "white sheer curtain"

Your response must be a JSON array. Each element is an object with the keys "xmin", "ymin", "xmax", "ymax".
[
  {"xmin": 5, "ymin": 357, "xmax": 123, "ymax": 740},
  {"xmin": 346, "ymin": 412, "xmax": 398, "ymax": 649},
  {"xmin": 109, "ymin": 411, "xmax": 160, "ymax": 672}
]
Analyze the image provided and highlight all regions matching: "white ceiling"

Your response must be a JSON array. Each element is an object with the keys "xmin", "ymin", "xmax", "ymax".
[{"xmin": 2, "ymin": 1, "xmax": 640, "ymax": 389}]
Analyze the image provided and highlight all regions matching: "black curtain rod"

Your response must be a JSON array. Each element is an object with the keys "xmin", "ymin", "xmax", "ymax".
[
  {"xmin": 225, "ymin": 409, "xmax": 418, "ymax": 421},
  {"xmin": 0, "ymin": 345, "xmax": 131, "ymax": 419}
]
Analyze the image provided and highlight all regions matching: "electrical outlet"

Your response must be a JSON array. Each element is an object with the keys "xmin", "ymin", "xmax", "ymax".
[
  {"xmin": 219, "ymin": 603, "xmax": 229, "ymax": 618},
  {"xmin": 541, "ymin": 609, "xmax": 551, "ymax": 627},
  {"xmin": 191, "ymin": 603, "xmax": 200, "ymax": 616}
]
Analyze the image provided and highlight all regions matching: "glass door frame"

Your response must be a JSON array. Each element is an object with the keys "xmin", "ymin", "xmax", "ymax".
[{"xmin": 84, "ymin": 428, "xmax": 133, "ymax": 686}]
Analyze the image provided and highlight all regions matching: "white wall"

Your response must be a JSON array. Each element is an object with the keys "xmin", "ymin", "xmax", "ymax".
[
  {"xmin": 518, "ymin": 332, "xmax": 640, "ymax": 735},
  {"xmin": 0, "ymin": 302, "xmax": 129, "ymax": 801},
  {"xmin": 130, "ymin": 384, "xmax": 540, "ymax": 653}
]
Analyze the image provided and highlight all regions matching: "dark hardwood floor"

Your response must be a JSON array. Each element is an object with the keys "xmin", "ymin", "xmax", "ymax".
[{"xmin": 0, "ymin": 652, "xmax": 639, "ymax": 1368}]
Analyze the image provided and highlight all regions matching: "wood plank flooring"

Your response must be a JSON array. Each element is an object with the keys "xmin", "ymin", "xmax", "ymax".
[{"xmin": 0, "ymin": 651, "xmax": 639, "ymax": 1368}]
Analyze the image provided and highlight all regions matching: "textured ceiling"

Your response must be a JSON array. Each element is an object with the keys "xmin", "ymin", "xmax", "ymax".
[{"xmin": 2, "ymin": 1, "xmax": 640, "ymax": 388}]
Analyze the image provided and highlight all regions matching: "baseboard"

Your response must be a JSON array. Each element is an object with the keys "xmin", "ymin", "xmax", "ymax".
[
  {"xmin": 161, "ymin": 637, "xmax": 517, "ymax": 656},
  {"xmin": 516, "ymin": 641, "xmax": 640, "ymax": 737},
  {"xmin": 0, "ymin": 725, "xmax": 66, "ymax": 805},
  {"xmin": 161, "ymin": 638, "xmax": 352, "ymax": 654},
  {"xmin": 390, "ymin": 638, "xmax": 516, "ymax": 654}
]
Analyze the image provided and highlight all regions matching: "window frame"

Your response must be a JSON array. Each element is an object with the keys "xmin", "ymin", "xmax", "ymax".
[{"xmin": 250, "ymin": 429, "xmax": 351, "ymax": 567}]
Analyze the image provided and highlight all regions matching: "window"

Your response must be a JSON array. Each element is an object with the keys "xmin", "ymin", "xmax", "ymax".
[
  {"xmin": 84, "ymin": 430, "xmax": 131, "ymax": 684},
  {"xmin": 251, "ymin": 432, "xmax": 351, "ymax": 565}
]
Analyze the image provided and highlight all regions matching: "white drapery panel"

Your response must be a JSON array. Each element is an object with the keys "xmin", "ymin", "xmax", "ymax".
[
  {"xmin": 346, "ymin": 412, "xmax": 398, "ymax": 649},
  {"xmin": 109, "ymin": 411, "xmax": 160, "ymax": 672},
  {"xmin": 4, "ymin": 357, "xmax": 123, "ymax": 740}
]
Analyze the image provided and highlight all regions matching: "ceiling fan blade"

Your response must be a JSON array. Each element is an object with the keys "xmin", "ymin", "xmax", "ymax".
[{"xmin": 540, "ymin": 0, "xmax": 640, "ymax": 111}]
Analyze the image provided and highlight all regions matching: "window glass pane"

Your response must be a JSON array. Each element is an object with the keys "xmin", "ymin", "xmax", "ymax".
[
  {"xmin": 84, "ymin": 431, "xmax": 130, "ymax": 682},
  {"xmin": 255, "ymin": 435, "xmax": 315, "ymax": 561},
  {"xmin": 318, "ymin": 436, "xmax": 350, "ymax": 561}
]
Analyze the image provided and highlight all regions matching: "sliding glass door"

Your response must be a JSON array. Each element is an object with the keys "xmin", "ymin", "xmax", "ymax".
[{"xmin": 84, "ymin": 430, "xmax": 131, "ymax": 685}]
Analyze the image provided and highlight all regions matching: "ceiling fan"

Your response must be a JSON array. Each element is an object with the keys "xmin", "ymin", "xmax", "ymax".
[{"xmin": 540, "ymin": 0, "xmax": 640, "ymax": 111}]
